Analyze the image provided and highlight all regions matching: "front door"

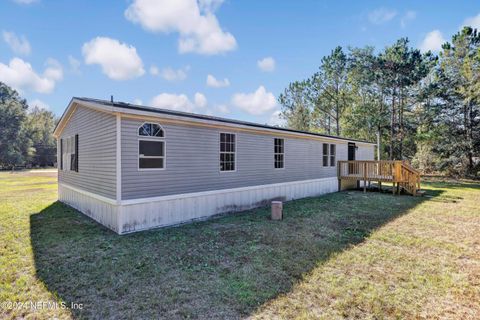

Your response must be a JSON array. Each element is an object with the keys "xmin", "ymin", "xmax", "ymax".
[
  {"xmin": 348, "ymin": 143, "xmax": 357, "ymax": 175},
  {"xmin": 348, "ymin": 142, "xmax": 356, "ymax": 161}
]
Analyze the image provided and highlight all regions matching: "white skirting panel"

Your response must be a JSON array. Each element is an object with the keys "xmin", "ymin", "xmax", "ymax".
[
  {"xmin": 118, "ymin": 177, "xmax": 338, "ymax": 234},
  {"xmin": 58, "ymin": 183, "xmax": 119, "ymax": 233},
  {"xmin": 59, "ymin": 177, "xmax": 338, "ymax": 234}
]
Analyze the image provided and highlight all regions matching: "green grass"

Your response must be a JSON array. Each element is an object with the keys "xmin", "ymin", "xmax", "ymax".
[{"xmin": 0, "ymin": 171, "xmax": 479, "ymax": 319}]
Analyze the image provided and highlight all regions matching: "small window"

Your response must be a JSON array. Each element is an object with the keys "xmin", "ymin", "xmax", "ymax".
[
  {"xmin": 274, "ymin": 138, "xmax": 284, "ymax": 169},
  {"xmin": 139, "ymin": 140, "xmax": 165, "ymax": 169},
  {"xmin": 61, "ymin": 135, "xmax": 78, "ymax": 172},
  {"xmin": 220, "ymin": 133, "xmax": 235, "ymax": 171},
  {"xmin": 330, "ymin": 144, "xmax": 336, "ymax": 166},
  {"xmin": 139, "ymin": 122, "xmax": 164, "ymax": 137},
  {"xmin": 322, "ymin": 143, "xmax": 329, "ymax": 167}
]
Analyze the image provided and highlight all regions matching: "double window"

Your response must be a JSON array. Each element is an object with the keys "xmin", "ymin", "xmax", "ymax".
[
  {"xmin": 274, "ymin": 138, "xmax": 284, "ymax": 169},
  {"xmin": 138, "ymin": 123, "xmax": 165, "ymax": 170},
  {"xmin": 60, "ymin": 135, "xmax": 78, "ymax": 172},
  {"xmin": 322, "ymin": 143, "xmax": 336, "ymax": 167},
  {"xmin": 220, "ymin": 133, "xmax": 236, "ymax": 171}
]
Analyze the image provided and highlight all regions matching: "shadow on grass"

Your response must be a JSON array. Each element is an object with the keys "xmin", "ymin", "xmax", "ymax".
[{"xmin": 30, "ymin": 189, "xmax": 442, "ymax": 319}]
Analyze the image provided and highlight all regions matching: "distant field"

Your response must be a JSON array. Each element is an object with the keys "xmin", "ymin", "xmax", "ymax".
[{"xmin": 0, "ymin": 170, "xmax": 479, "ymax": 319}]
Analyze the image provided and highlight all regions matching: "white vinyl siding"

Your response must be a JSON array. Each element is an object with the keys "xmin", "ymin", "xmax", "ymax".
[
  {"xmin": 58, "ymin": 106, "xmax": 116, "ymax": 199},
  {"xmin": 121, "ymin": 118, "xmax": 361, "ymax": 200}
]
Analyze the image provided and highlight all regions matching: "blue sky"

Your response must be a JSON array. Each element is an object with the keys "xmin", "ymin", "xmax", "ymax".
[{"xmin": 1, "ymin": 0, "xmax": 479, "ymax": 125}]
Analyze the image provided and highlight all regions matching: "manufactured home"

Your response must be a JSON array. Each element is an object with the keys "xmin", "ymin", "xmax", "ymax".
[{"xmin": 53, "ymin": 97, "xmax": 375, "ymax": 234}]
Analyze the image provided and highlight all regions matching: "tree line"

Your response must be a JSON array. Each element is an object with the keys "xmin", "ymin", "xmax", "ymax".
[
  {"xmin": 1, "ymin": 28, "xmax": 479, "ymax": 176},
  {"xmin": 0, "ymin": 82, "xmax": 57, "ymax": 169},
  {"xmin": 279, "ymin": 27, "xmax": 480, "ymax": 177}
]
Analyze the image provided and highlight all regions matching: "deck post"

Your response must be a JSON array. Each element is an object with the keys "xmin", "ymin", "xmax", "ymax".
[
  {"xmin": 363, "ymin": 162, "xmax": 367, "ymax": 193},
  {"xmin": 337, "ymin": 162, "xmax": 341, "ymax": 191}
]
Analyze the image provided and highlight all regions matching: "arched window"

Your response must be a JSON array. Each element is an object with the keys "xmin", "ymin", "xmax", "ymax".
[
  {"xmin": 138, "ymin": 122, "xmax": 164, "ymax": 137},
  {"xmin": 138, "ymin": 122, "xmax": 166, "ymax": 170}
]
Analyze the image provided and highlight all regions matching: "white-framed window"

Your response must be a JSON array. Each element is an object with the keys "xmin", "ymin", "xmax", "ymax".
[
  {"xmin": 274, "ymin": 138, "xmax": 284, "ymax": 169},
  {"xmin": 330, "ymin": 144, "xmax": 336, "ymax": 166},
  {"xmin": 220, "ymin": 132, "xmax": 235, "ymax": 172},
  {"xmin": 322, "ymin": 143, "xmax": 336, "ymax": 167},
  {"xmin": 60, "ymin": 135, "xmax": 78, "ymax": 172},
  {"xmin": 322, "ymin": 143, "xmax": 329, "ymax": 167},
  {"xmin": 138, "ymin": 123, "xmax": 165, "ymax": 170}
]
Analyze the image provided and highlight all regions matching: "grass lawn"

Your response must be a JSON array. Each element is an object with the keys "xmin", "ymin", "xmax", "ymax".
[{"xmin": 0, "ymin": 171, "xmax": 479, "ymax": 319}]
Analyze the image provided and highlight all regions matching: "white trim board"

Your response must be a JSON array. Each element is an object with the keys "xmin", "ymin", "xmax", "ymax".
[
  {"xmin": 60, "ymin": 183, "xmax": 117, "ymax": 205},
  {"xmin": 116, "ymin": 113, "xmax": 122, "ymax": 204}
]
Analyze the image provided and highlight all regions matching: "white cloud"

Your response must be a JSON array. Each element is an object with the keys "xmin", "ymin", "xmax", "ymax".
[
  {"xmin": 12, "ymin": 0, "xmax": 39, "ymax": 4},
  {"xmin": 419, "ymin": 30, "xmax": 446, "ymax": 53},
  {"xmin": 2, "ymin": 31, "xmax": 31, "ymax": 56},
  {"xmin": 206, "ymin": 74, "xmax": 230, "ymax": 87},
  {"xmin": 162, "ymin": 67, "xmax": 187, "ymax": 81},
  {"xmin": 149, "ymin": 65, "xmax": 159, "ymax": 76},
  {"xmin": 368, "ymin": 8, "xmax": 397, "ymax": 25},
  {"xmin": 198, "ymin": 0, "xmax": 224, "ymax": 12},
  {"xmin": 68, "ymin": 55, "xmax": 81, "ymax": 74},
  {"xmin": 194, "ymin": 92, "xmax": 207, "ymax": 108},
  {"xmin": 463, "ymin": 13, "xmax": 480, "ymax": 30},
  {"xmin": 198, "ymin": 0, "xmax": 224, "ymax": 13},
  {"xmin": 268, "ymin": 110, "xmax": 285, "ymax": 127},
  {"xmin": 28, "ymin": 99, "xmax": 50, "ymax": 111},
  {"xmin": 231, "ymin": 86, "xmax": 276, "ymax": 115},
  {"xmin": 151, "ymin": 65, "xmax": 189, "ymax": 81},
  {"xmin": 43, "ymin": 58, "xmax": 63, "ymax": 81},
  {"xmin": 151, "ymin": 93, "xmax": 194, "ymax": 112},
  {"xmin": 257, "ymin": 57, "xmax": 275, "ymax": 72},
  {"xmin": 400, "ymin": 11, "xmax": 416, "ymax": 28},
  {"xmin": 124, "ymin": 0, "xmax": 237, "ymax": 55},
  {"xmin": 133, "ymin": 98, "xmax": 143, "ymax": 105},
  {"xmin": 150, "ymin": 92, "xmax": 208, "ymax": 113},
  {"xmin": 82, "ymin": 37, "xmax": 145, "ymax": 80},
  {"xmin": 0, "ymin": 57, "xmax": 62, "ymax": 94}
]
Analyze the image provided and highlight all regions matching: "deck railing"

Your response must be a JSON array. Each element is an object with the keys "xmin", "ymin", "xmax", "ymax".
[{"xmin": 337, "ymin": 160, "xmax": 421, "ymax": 195}]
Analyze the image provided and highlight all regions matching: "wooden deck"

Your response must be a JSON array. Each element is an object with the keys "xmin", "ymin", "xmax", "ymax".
[{"xmin": 337, "ymin": 160, "xmax": 421, "ymax": 196}]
